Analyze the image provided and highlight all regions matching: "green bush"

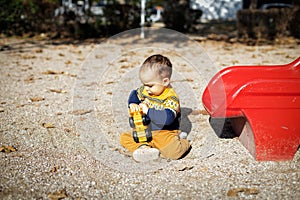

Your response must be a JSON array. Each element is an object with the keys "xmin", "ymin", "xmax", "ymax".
[
  {"xmin": 0, "ymin": 0, "xmax": 60, "ymax": 36},
  {"xmin": 0, "ymin": 0, "xmax": 148, "ymax": 38}
]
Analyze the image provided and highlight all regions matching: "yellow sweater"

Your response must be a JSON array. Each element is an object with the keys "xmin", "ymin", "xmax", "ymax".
[{"xmin": 137, "ymin": 85, "xmax": 180, "ymax": 116}]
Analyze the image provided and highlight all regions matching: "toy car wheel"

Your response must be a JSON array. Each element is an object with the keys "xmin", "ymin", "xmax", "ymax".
[
  {"xmin": 129, "ymin": 117, "xmax": 135, "ymax": 128},
  {"xmin": 133, "ymin": 131, "xmax": 139, "ymax": 143},
  {"xmin": 142, "ymin": 114, "xmax": 151, "ymax": 125},
  {"xmin": 145, "ymin": 129, "xmax": 152, "ymax": 142}
]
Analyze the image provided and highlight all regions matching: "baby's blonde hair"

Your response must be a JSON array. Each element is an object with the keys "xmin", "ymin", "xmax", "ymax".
[{"xmin": 140, "ymin": 54, "xmax": 172, "ymax": 79}]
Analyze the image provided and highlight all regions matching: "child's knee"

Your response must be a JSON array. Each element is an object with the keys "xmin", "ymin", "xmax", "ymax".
[
  {"xmin": 120, "ymin": 132, "xmax": 131, "ymax": 147},
  {"xmin": 160, "ymin": 138, "xmax": 190, "ymax": 160}
]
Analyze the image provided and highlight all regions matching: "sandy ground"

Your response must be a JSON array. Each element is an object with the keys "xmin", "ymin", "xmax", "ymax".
[{"xmin": 0, "ymin": 28, "xmax": 300, "ymax": 199}]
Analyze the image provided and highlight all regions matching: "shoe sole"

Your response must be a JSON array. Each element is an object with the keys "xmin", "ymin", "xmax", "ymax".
[{"xmin": 133, "ymin": 148, "xmax": 160, "ymax": 162}]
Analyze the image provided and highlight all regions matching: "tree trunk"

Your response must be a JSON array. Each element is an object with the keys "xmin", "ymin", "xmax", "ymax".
[{"xmin": 249, "ymin": 0, "xmax": 257, "ymax": 10}]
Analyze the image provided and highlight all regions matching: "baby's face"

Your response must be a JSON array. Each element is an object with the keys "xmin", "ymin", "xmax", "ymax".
[{"xmin": 139, "ymin": 68, "xmax": 166, "ymax": 96}]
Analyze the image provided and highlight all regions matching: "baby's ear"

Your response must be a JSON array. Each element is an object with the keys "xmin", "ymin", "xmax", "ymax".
[{"xmin": 162, "ymin": 77, "xmax": 170, "ymax": 86}]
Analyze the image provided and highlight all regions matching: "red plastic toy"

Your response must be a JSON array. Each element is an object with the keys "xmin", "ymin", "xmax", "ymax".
[{"xmin": 202, "ymin": 57, "xmax": 300, "ymax": 161}]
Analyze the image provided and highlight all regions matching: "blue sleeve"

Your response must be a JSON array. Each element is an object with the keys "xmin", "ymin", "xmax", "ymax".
[
  {"xmin": 128, "ymin": 89, "xmax": 141, "ymax": 106},
  {"xmin": 147, "ymin": 108, "xmax": 176, "ymax": 126}
]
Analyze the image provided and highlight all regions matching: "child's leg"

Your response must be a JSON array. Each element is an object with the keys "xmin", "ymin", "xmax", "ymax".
[
  {"xmin": 120, "ymin": 130, "xmax": 190, "ymax": 160},
  {"xmin": 120, "ymin": 131, "xmax": 159, "ymax": 162},
  {"xmin": 150, "ymin": 130, "xmax": 190, "ymax": 160},
  {"xmin": 120, "ymin": 131, "xmax": 148, "ymax": 152}
]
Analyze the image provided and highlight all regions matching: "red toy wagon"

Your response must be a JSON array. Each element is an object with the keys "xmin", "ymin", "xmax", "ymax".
[{"xmin": 202, "ymin": 57, "xmax": 300, "ymax": 161}]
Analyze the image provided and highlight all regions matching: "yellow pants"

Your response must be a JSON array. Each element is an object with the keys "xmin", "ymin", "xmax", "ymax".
[{"xmin": 120, "ymin": 130, "xmax": 190, "ymax": 160}]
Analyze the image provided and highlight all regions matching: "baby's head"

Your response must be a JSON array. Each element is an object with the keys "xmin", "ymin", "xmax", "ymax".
[{"xmin": 139, "ymin": 54, "xmax": 172, "ymax": 96}]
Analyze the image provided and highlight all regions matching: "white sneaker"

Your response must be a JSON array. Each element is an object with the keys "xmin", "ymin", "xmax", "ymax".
[
  {"xmin": 179, "ymin": 131, "xmax": 188, "ymax": 139},
  {"xmin": 133, "ymin": 147, "xmax": 160, "ymax": 162}
]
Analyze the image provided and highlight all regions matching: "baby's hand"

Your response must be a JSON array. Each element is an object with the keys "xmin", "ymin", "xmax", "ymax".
[
  {"xmin": 129, "ymin": 103, "xmax": 140, "ymax": 112},
  {"xmin": 139, "ymin": 103, "xmax": 149, "ymax": 114}
]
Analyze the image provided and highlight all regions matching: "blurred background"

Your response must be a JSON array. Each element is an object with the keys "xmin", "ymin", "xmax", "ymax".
[{"xmin": 0, "ymin": 0, "xmax": 299, "ymax": 41}]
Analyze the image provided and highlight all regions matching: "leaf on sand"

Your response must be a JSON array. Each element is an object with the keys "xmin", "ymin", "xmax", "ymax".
[
  {"xmin": 47, "ymin": 189, "xmax": 68, "ymax": 200},
  {"xmin": 50, "ymin": 166, "xmax": 60, "ymax": 173},
  {"xmin": 42, "ymin": 70, "xmax": 64, "ymax": 75},
  {"xmin": 227, "ymin": 188, "xmax": 260, "ymax": 197},
  {"xmin": 30, "ymin": 97, "xmax": 45, "ymax": 102},
  {"xmin": 71, "ymin": 109, "xmax": 93, "ymax": 115},
  {"xmin": 35, "ymin": 49, "xmax": 43, "ymax": 53},
  {"xmin": 172, "ymin": 78, "xmax": 193, "ymax": 83},
  {"xmin": 105, "ymin": 81, "xmax": 115, "ymax": 84},
  {"xmin": 42, "ymin": 123, "xmax": 55, "ymax": 128},
  {"xmin": 65, "ymin": 60, "xmax": 71, "ymax": 65},
  {"xmin": 191, "ymin": 109, "xmax": 209, "ymax": 115},
  {"xmin": 24, "ymin": 75, "xmax": 34, "ymax": 83},
  {"xmin": 49, "ymin": 89, "xmax": 67, "ymax": 94},
  {"xmin": 0, "ymin": 145, "xmax": 17, "ymax": 153},
  {"xmin": 63, "ymin": 127, "xmax": 72, "ymax": 133},
  {"xmin": 22, "ymin": 54, "xmax": 36, "ymax": 59},
  {"xmin": 42, "ymin": 70, "xmax": 77, "ymax": 77},
  {"xmin": 62, "ymin": 71, "xmax": 77, "ymax": 77},
  {"xmin": 177, "ymin": 165, "xmax": 194, "ymax": 171}
]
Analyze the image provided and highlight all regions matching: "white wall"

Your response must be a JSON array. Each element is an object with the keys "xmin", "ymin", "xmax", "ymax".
[{"xmin": 190, "ymin": 0, "xmax": 242, "ymax": 20}]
